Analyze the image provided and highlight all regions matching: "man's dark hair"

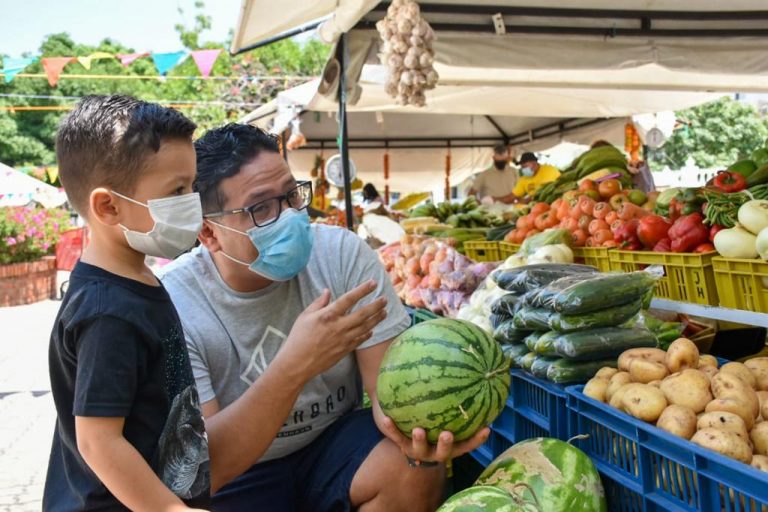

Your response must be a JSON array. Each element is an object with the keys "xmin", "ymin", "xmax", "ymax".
[
  {"xmin": 194, "ymin": 123, "xmax": 281, "ymax": 213},
  {"xmin": 493, "ymin": 143, "xmax": 509, "ymax": 156},
  {"xmin": 55, "ymin": 95, "xmax": 196, "ymax": 216},
  {"xmin": 363, "ymin": 183, "xmax": 380, "ymax": 202}
]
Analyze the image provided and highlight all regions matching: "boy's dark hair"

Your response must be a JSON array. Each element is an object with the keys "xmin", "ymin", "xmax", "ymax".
[
  {"xmin": 194, "ymin": 123, "xmax": 281, "ymax": 213},
  {"xmin": 56, "ymin": 95, "xmax": 196, "ymax": 216},
  {"xmin": 363, "ymin": 183, "xmax": 380, "ymax": 201}
]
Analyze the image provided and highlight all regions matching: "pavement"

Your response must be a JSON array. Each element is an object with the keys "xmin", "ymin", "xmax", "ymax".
[{"xmin": 0, "ymin": 285, "xmax": 63, "ymax": 510}]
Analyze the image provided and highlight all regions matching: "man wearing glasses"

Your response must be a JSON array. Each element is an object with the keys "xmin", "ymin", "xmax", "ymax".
[{"xmin": 161, "ymin": 124, "xmax": 488, "ymax": 512}]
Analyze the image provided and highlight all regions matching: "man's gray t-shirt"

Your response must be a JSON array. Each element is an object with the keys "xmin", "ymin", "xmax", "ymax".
[{"xmin": 161, "ymin": 225, "xmax": 410, "ymax": 462}]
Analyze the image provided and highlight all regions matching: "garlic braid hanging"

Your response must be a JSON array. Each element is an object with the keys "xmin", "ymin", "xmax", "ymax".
[{"xmin": 376, "ymin": 0, "xmax": 439, "ymax": 107}]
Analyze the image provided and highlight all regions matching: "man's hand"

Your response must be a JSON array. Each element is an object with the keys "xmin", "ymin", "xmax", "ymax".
[
  {"xmin": 276, "ymin": 280, "xmax": 388, "ymax": 381},
  {"xmin": 379, "ymin": 416, "xmax": 490, "ymax": 464}
]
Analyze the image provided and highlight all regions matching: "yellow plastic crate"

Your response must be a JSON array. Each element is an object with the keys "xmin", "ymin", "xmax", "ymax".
[
  {"xmin": 463, "ymin": 241, "xmax": 500, "ymax": 262},
  {"xmin": 572, "ymin": 247, "xmax": 614, "ymax": 273},
  {"xmin": 609, "ymin": 250, "xmax": 718, "ymax": 305},
  {"xmin": 712, "ymin": 257, "xmax": 768, "ymax": 313},
  {"xmin": 498, "ymin": 242, "xmax": 520, "ymax": 259}
]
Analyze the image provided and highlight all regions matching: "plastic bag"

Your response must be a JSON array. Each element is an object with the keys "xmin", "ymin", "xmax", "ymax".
[
  {"xmin": 531, "ymin": 356, "xmax": 560, "ymax": 379},
  {"xmin": 523, "ymin": 331, "xmax": 546, "ymax": 353},
  {"xmin": 526, "ymin": 273, "xmax": 600, "ymax": 309},
  {"xmin": 494, "ymin": 263, "xmax": 598, "ymax": 293},
  {"xmin": 503, "ymin": 343, "xmax": 531, "ymax": 366},
  {"xmin": 548, "ymin": 299, "xmax": 643, "ymax": 333},
  {"xmin": 493, "ymin": 319, "xmax": 532, "ymax": 344},
  {"xmin": 534, "ymin": 331, "xmax": 559, "ymax": 357},
  {"xmin": 512, "ymin": 306, "xmax": 553, "ymax": 331},
  {"xmin": 491, "ymin": 293, "xmax": 521, "ymax": 317},
  {"xmin": 552, "ymin": 271, "xmax": 659, "ymax": 315},
  {"xmin": 518, "ymin": 229, "xmax": 571, "ymax": 257}
]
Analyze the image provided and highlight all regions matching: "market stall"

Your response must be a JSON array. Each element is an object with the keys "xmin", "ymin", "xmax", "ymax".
[{"xmin": 231, "ymin": 1, "xmax": 768, "ymax": 509}]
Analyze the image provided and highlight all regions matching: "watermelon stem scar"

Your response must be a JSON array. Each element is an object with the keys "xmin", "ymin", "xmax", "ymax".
[
  {"xmin": 458, "ymin": 404, "xmax": 469, "ymax": 420},
  {"xmin": 511, "ymin": 483, "xmax": 541, "ymax": 509},
  {"xmin": 567, "ymin": 434, "xmax": 590, "ymax": 445},
  {"xmin": 484, "ymin": 367, "xmax": 509, "ymax": 379}
]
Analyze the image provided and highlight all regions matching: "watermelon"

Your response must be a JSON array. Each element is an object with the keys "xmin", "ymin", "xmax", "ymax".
[
  {"xmin": 437, "ymin": 485, "xmax": 536, "ymax": 512},
  {"xmin": 477, "ymin": 438, "xmax": 607, "ymax": 511},
  {"xmin": 377, "ymin": 318, "xmax": 511, "ymax": 443}
]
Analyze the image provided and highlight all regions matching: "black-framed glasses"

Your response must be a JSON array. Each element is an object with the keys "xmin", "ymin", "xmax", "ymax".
[{"xmin": 203, "ymin": 181, "xmax": 313, "ymax": 228}]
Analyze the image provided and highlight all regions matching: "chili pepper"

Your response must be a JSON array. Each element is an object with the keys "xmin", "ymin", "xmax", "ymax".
[
  {"xmin": 713, "ymin": 170, "xmax": 747, "ymax": 193},
  {"xmin": 693, "ymin": 243, "xmax": 715, "ymax": 253},
  {"xmin": 669, "ymin": 213, "xmax": 709, "ymax": 252},
  {"xmin": 653, "ymin": 238, "xmax": 672, "ymax": 252},
  {"xmin": 709, "ymin": 225, "xmax": 724, "ymax": 242}
]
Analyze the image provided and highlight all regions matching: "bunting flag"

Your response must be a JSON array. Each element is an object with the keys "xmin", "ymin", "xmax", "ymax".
[
  {"xmin": 41, "ymin": 57, "xmax": 74, "ymax": 87},
  {"xmin": 2, "ymin": 57, "xmax": 37, "ymax": 83},
  {"xmin": 116, "ymin": 52, "xmax": 149, "ymax": 67},
  {"xmin": 151, "ymin": 51, "xmax": 187, "ymax": 75},
  {"xmin": 191, "ymin": 49, "xmax": 222, "ymax": 78},
  {"xmin": 77, "ymin": 52, "xmax": 114, "ymax": 70}
]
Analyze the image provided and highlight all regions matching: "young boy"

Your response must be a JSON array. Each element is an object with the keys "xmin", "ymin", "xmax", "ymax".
[{"xmin": 44, "ymin": 95, "xmax": 210, "ymax": 511}]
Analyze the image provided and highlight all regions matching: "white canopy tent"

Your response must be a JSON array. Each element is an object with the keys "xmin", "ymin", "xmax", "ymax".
[{"xmin": 0, "ymin": 162, "xmax": 67, "ymax": 209}]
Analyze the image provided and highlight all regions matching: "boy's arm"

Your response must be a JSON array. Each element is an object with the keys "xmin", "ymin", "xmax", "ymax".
[{"xmin": 75, "ymin": 417, "xmax": 203, "ymax": 512}]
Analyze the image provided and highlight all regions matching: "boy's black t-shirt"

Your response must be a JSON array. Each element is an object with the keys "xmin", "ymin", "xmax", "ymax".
[{"xmin": 44, "ymin": 261, "xmax": 211, "ymax": 510}]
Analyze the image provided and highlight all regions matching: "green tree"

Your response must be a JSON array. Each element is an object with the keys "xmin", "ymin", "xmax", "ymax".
[{"xmin": 652, "ymin": 97, "xmax": 768, "ymax": 170}]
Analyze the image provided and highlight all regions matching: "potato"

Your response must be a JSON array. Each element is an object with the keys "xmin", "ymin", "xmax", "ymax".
[
  {"xmin": 720, "ymin": 362, "xmax": 757, "ymax": 389},
  {"xmin": 657, "ymin": 405, "xmax": 697, "ymax": 439},
  {"xmin": 706, "ymin": 397, "xmax": 756, "ymax": 431},
  {"xmin": 745, "ymin": 358, "xmax": 768, "ymax": 391},
  {"xmin": 699, "ymin": 365, "xmax": 718, "ymax": 382},
  {"xmin": 752, "ymin": 454, "xmax": 768, "ymax": 472},
  {"xmin": 618, "ymin": 348, "xmax": 666, "ymax": 372},
  {"xmin": 665, "ymin": 338, "xmax": 699, "ymax": 373},
  {"xmin": 609, "ymin": 383, "xmax": 634, "ymax": 411},
  {"xmin": 757, "ymin": 391, "xmax": 768, "ymax": 419},
  {"xmin": 629, "ymin": 358, "xmax": 669, "ymax": 384},
  {"xmin": 660, "ymin": 370, "xmax": 712, "ymax": 413},
  {"xmin": 622, "ymin": 384, "xmax": 668, "ymax": 422},
  {"xmin": 595, "ymin": 367, "xmax": 619, "ymax": 380},
  {"xmin": 584, "ymin": 378, "xmax": 610, "ymax": 403},
  {"xmin": 606, "ymin": 372, "xmax": 632, "ymax": 402},
  {"xmin": 648, "ymin": 380, "xmax": 662, "ymax": 388},
  {"xmin": 762, "ymin": 399, "xmax": 768, "ymax": 423},
  {"xmin": 698, "ymin": 354, "xmax": 719, "ymax": 369},
  {"xmin": 697, "ymin": 411, "xmax": 749, "ymax": 441},
  {"xmin": 692, "ymin": 428, "xmax": 752, "ymax": 463},
  {"xmin": 711, "ymin": 372, "xmax": 760, "ymax": 419},
  {"xmin": 751, "ymin": 422, "xmax": 768, "ymax": 455}
]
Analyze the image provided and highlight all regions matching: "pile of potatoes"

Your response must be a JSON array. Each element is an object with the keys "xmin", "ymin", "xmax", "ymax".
[{"xmin": 584, "ymin": 338, "xmax": 768, "ymax": 471}]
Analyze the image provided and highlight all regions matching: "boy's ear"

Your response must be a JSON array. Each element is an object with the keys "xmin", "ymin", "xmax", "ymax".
[
  {"xmin": 199, "ymin": 220, "xmax": 222, "ymax": 253},
  {"xmin": 89, "ymin": 188, "xmax": 122, "ymax": 226}
]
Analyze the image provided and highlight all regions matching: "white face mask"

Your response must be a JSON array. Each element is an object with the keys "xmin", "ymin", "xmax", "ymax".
[{"xmin": 113, "ymin": 191, "xmax": 203, "ymax": 259}]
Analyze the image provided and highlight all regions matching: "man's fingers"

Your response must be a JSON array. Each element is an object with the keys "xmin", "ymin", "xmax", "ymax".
[
  {"xmin": 409, "ymin": 428, "xmax": 431, "ymax": 461},
  {"xmin": 328, "ymin": 280, "xmax": 377, "ymax": 315},
  {"xmin": 345, "ymin": 309, "xmax": 387, "ymax": 341},
  {"xmin": 433, "ymin": 431, "xmax": 454, "ymax": 462},
  {"xmin": 380, "ymin": 416, "xmax": 410, "ymax": 452},
  {"xmin": 338, "ymin": 296, "xmax": 387, "ymax": 331},
  {"xmin": 305, "ymin": 289, "xmax": 331, "ymax": 313}
]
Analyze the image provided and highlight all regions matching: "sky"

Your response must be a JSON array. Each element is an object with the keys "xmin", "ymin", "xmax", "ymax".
[{"xmin": 0, "ymin": 0, "xmax": 243, "ymax": 56}]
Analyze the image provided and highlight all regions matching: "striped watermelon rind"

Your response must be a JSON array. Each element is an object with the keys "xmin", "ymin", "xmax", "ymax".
[
  {"xmin": 377, "ymin": 318, "xmax": 511, "ymax": 443},
  {"xmin": 477, "ymin": 437, "xmax": 607, "ymax": 512},
  {"xmin": 436, "ymin": 485, "xmax": 533, "ymax": 512}
]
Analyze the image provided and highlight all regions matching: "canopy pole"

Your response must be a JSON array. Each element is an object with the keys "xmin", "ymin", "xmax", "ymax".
[
  {"xmin": 444, "ymin": 141, "xmax": 452, "ymax": 202},
  {"xmin": 384, "ymin": 141, "xmax": 390, "ymax": 205},
  {"xmin": 337, "ymin": 33, "xmax": 355, "ymax": 231}
]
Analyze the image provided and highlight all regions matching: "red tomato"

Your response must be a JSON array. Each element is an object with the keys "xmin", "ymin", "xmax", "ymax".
[
  {"xmin": 578, "ymin": 215, "xmax": 592, "ymax": 231},
  {"xmin": 579, "ymin": 196, "xmax": 596, "ymax": 216},
  {"xmin": 592, "ymin": 202, "xmax": 611, "ymax": 220},
  {"xmin": 530, "ymin": 202, "xmax": 550, "ymax": 217},
  {"xmin": 579, "ymin": 179, "xmax": 597, "ymax": 192},
  {"xmin": 526, "ymin": 229, "xmax": 541, "ymax": 239},
  {"xmin": 605, "ymin": 211, "xmax": 619, "ymax": 225},
  {"xmin": 571, "ymin": 229, "xmax": 588, "ymax": 247},
  {"xmin": 516, "ymin": 215, "xmax": 531, "ymax": 231},
  {"xmin": 593, "ymin": 229, "xmax": 613, "ymax": 244},
  {"xmin": 535, "ymin": 212, "xmax": 558, "ymax": 231},
  {"xmin": 589, "ymin": 219, "xmax": 610, "ymax": 235},
  {"xmin": 598, "ymin": 179, "xmax": 621, "ymax": 199}
]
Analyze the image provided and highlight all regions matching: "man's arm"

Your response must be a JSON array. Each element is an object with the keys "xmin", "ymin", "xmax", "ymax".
[
  {"xmin": 76, "ymin": 417, "xmax": 201, "ymax": 512},
  {"xmin": 356, "ymin": 340, "xmax": 490, "ymax": 464},
  {"xmin": 203, "ymin": 282, "xmax": 387, "ymax": 492}
]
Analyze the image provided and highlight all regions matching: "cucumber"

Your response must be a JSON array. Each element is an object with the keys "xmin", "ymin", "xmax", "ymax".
[
  {"xmin": 513, "ymin": 306, "xmax": 553, "ymax": 331},
  {"xmin": 523, "ymin": 331, "xmax": 546, "ymax": 353},
  {"xmin": 552, "ymin": 271, "xmax": 658, "ymax": 315},
  {"xmin": 490, "ymin": 313, "xmax": 510, "ymax": 330},
  {"xmin": 549, "ymin": 299, "xmax": 642, "ymax": 333},
  {"xmin": 503, "ymin": 343, "xmax": 531, "ymax": 367},
  {"xmin": 493, "ymin": 320, "xmax": 531, "ymax": 345},
  {"xmin": 531, "ymin": 356, "xmax": 560, "ymax": 379},
  {"xmin": 519, "ymin": 352, "xmax": 537, "ymax": 372},
  {"xmin": 546, "ymin": 358, "xmax": 618, "ymax": 384},
  {"xmin": 553, "ymin": 326, "xmax": 657, "ymax": 361},
  {"xmin": 491, "ymin": 293, "xmax": 521, "ymax": 317},
  {"xmin": 494, "ymin": 264, "xmax": 598, "ymax": 293},
  {"xmin": 528, "ymin": 273, "xmax": 601, "ymax": 309},
  {"xmin": 533, "ymin": 331, "xmax": 559, "ymax": 357}
]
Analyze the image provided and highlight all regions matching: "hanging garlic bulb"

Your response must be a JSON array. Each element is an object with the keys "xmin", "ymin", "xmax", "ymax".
[{"xmin": 376, "ymin": 0, "xmax": 439, "ymax": 107}]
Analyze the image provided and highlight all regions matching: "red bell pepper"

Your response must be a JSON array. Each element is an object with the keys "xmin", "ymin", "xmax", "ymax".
[
  {"xmin": 653, "ymin": 238, "xmax": 672, "ymax": 252},
  {"xmin": 713, "ymin": 170, "xmax": 746, "ymax": 193},
  {"xmin": 613, "ymin": 219, "xmax": 641, "ymax": 249},
  {"xmin": 693, "ymin": 243, "xmax": 716, "ymax": 253},
  {"xmin": 669, "ymin": 213, "xmax": 709, "ymax": 253},
  {"xmin": 637, "ymin": 215, "xmax": 672, "ymax": 249},
  {"xmin": 709, "ymin": 225, "xmax": 724, "ymax": 242}
]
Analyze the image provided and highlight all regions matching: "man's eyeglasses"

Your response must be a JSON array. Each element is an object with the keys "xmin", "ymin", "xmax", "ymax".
[{"xmin": 203, "ymin": 181, "xmax": 313, "ymax": 228}]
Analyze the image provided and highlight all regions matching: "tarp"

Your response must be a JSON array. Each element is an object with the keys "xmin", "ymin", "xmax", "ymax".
[
  {"xmin": 233, "ymin": 1, "xmax": 768, "ymax": 85},
  {"xmin": 0, "ymin": 162, "xmax": 67, "ymax": 208}
]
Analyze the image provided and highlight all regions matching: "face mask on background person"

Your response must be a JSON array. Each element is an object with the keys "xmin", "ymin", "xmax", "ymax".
[
  {"xmin": 211, "ymin": 208, "xmax": 315, "ymax": 281},
  {"xmin": 113, "ymin": 191, "xmax": 203, "ymax": 259},
  {"xmin": 521, "ymin": 166, "xmax": 535, "ymax": 177}
]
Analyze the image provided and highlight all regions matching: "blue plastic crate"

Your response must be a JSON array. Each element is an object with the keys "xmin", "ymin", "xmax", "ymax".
[{"xmin": 567, "ymin": 385, "xmax": 768, "ymax": 512}]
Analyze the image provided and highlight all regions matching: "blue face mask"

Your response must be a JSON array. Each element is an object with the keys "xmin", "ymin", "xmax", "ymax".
[
  {"xmin": 521, "ymin": 166, "xmax": 535, "ymax": 177},
  {"xmin": 213, "ymin": 208, "xmax": 315, "ymax": 281}
]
